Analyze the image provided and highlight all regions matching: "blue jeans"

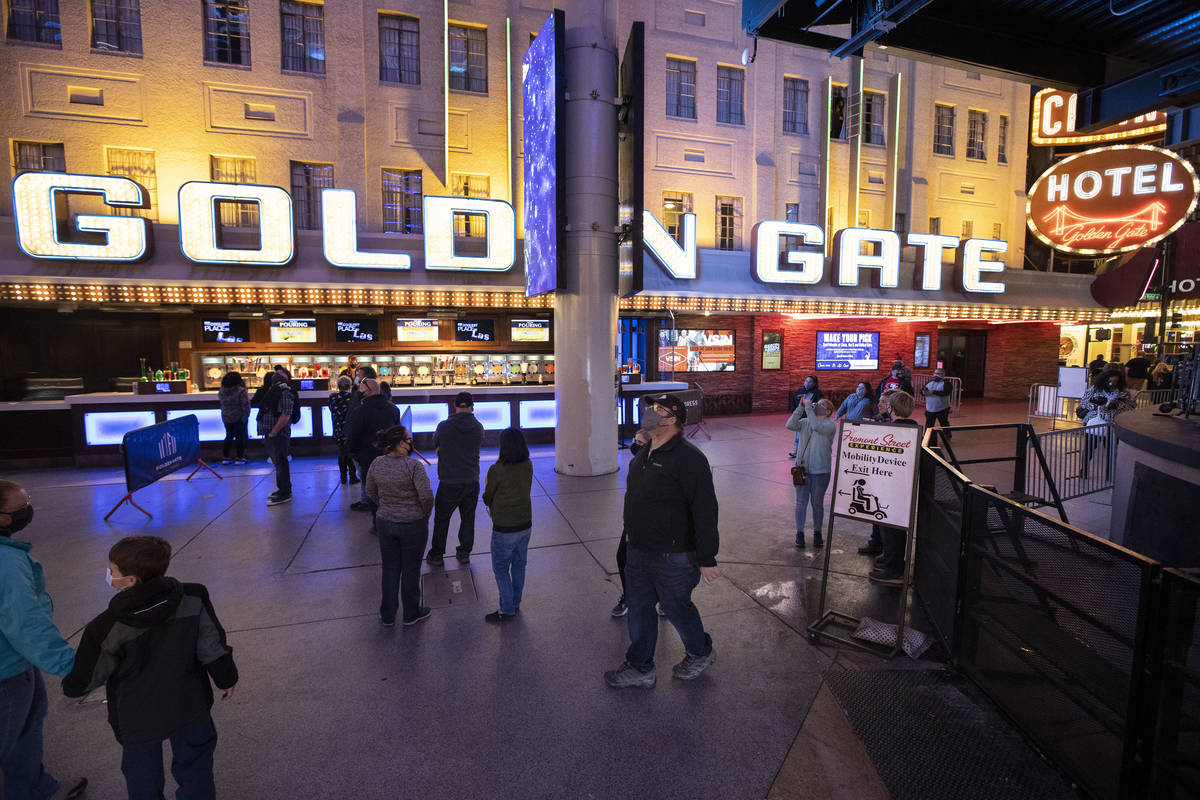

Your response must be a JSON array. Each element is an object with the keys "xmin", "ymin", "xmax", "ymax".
[
  {"xmin": 793, "ymin": 472, "xmax": 831, "ymax": 534},
  {"xmin": 0, "ymin": 667, "xmax": 59, "ymax": 800},
  {"xmin": 377, "ymin": 517, "xmax": 429, "ymax": 624},
  {"xmin": 263, "ymin": 432, "xmax": 291, "ymax": 496},
  {"xmin": 429, "ymin": 481, "xmax": 479, "ymax": 558},
  {"xmin": 121, "ymin": 714, "xmax": 217, "ymax": 800},
  {"xmin": 491, "ymin": 528, "xmax": 532, "ymax": 614},
  {"xmin": 624, "ymin": 547, "xmax": 712, "ymax": 672}
]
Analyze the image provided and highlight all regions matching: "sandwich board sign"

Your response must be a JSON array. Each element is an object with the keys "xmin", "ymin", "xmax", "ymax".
[{"xmin": 831, "ymin": 420, "xmax": 921, "ymax": 529}]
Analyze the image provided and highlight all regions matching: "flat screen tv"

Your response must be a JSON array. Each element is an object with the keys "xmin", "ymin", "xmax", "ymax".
[
  {"xmin": 658, "ymin": 329, "xmax": 735, "ymax": 372},
  {"xmin": 335, "ymin": 319, "xmax": 379, "ymax": 343},
  {"xmin": 815, "ymin": 331, "xmax": 879, "ymax": 370},
  {"xmin": 521, "ymin": 10, "xmax": 566, "ymax": 297},
  {"xmin": 268, "ymin": 318, "xmax": 317, "ymax": 344},
  {"xmin": 201, "ymin": 319, "xmax": 249, "ymax": 343}
]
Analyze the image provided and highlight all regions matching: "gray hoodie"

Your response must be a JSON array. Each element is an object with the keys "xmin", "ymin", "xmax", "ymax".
[{"xmin": 433, "ymin": 411, "xmax": 485, "ymax": 483}]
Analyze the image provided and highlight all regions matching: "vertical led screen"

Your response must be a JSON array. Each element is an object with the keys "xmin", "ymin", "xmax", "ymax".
[
  {"xmin": 522, "ymin": 9, "xmax": 566, "ymax": 297},
  {"xmin": 618, "ymin": 21, "xmax": 645, "ymax": 297}
]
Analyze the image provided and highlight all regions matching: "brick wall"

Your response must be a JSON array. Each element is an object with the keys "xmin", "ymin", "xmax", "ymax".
[{"xmin": 664, "ymin": 315, "xmax": 1061, "ymax": 411}]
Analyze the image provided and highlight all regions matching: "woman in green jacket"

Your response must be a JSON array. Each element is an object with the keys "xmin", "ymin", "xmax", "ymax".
[{"xmin": 482, "ymin": 428, "xmax": 534, "ymax": 623}]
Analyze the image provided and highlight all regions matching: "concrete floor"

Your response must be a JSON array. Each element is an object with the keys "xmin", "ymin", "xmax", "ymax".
[{"xmin": 5, "ymin": 399, "xmax": 1084, "ymax": 799}]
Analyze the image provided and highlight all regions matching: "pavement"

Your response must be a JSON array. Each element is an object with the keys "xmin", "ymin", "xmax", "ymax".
[{"xmin": 4, "ymin": 398, "xmax": 1087, "ymax": 799}]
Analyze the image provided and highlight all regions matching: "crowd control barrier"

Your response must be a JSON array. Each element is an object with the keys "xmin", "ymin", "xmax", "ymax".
[{"xmin": 105, "ymin": 415, "xmax": 220, "ymax": 520}]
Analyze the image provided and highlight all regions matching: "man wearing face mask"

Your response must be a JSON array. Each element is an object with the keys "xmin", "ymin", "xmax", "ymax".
[
  {"xmin": 0, "ymin": 479, "xmax": 88, "ymax": 800},
  {"xmin": 605, "ymin": 394, "xmax": 720, "ymax": 689}
]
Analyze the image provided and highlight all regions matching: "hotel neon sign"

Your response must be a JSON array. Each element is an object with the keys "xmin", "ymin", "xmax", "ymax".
[{"xmin": 13, "ymin": 172, "xmax": 1007, "ymax": 294}]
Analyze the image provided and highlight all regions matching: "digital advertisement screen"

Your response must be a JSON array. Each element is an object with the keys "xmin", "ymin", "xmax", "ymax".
[
  {"xmin": 617, "ymin": 21, "xmax": 645, "ymax": 297},
  {"xmin": 762, "ymin": 331, "xmax": 782, "ymax": 370},
  {"xmin": 269, "ymin": 318, "xmax": 317, "ymax": 344},
  {"xmin": 521, "ymin": 9, "xmax": 566, "ymax": 297},
  {"xmin": 658, "ymin": 329, "xmax": 735, "ymax": 372},
  {"xmin": 455, "ymin": 320, "xmax": 496, "ymax": 342},
  {"xmin": 202, "ymin": 319, "xmax": 249, "ymax": 343},
  {"xmin": 815, "ymin": 331, "xmax": 879, "ymax": 370},
  {"xmin": 396, "ymin": 318, "xmax": 439, "ymax": 343},
  {"xmin": 335, "ymin": 319, "xmax": 379, "ymax": 343},
  {"xmin": 511, "ymin": 319, "xmax": 551, "ymax": 343}
]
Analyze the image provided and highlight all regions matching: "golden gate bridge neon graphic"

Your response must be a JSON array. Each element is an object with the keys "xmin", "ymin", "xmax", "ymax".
[{"xmin": 1041, "ymin": 201, "xmax": 1167, "ymax": 250}]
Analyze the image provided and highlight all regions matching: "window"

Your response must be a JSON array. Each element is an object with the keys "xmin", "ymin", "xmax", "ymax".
[
  {"xmin": 665, "ymin": 58, "xmax": 696, "ymax": 119},
  {"xmin": 928, "ymin": 216, "xmax": 940, "ymax": 235},
  {"xmin": 450, "ymin": 173, "xmax": 489, "ymax": 238},
  {"xmin": 992, "ymin": 222, "xmax": 1002, "ymax": 240},
  {"xmin": 857, "ymin": 209, "xmax": 871, "ymax": 227},
  {"xmin": 895, "ymin": 213, "xmax": 907, "ymax": 239},
  {"xmin": 448, "ymin": 24, "xmax": 487, "ymax": 93},
  {"xmin": 785, "ymin": 203, "xmax": 799, "ymax": 223},
  {"xmin": 783, "ymin": 77, "xmax": 808, "ymax": 135},
  {"xmin": 863, "ymin": 91, "xmax": 885, "ymax": 146},
  {"xmin": 106, "ymin": 149, "xmax": 156, "ymax": 219},
  {"xmin": 934, "ymin": 104, "xmax": 955, "ymax": 155},
  {"xmin": 203, "ymin": 0, "xmax": 250, "ymax": 65},
  {"xmin": 13, "ymin": 141, "xmax": 65, "ymax": 173},
  {"xmin": 281, "ymin": 1, "xmax": 324, "ymax": 73},
  {"xmin": 684, "ymin": 10, "xmax": 705, "ymax": 26},
  {"xmin": 716, "ymin": 65, "xmax": 744, "ymax": 125},
  {"xmin": 998, "ymin": 115, "xmax": 1009, "ymax": 164},
  {"xmin": 379, "ymin": 13, "xmax": 419, "ymax": 84},
  {"xmin": 967, "ymin": 110, "xmax": 987, "ymax": 160},
  {"xmin": 830, "ymin": 85, "xmax": 847, "ymax": 140},
  {"xmin": 7, "ymin": 0, "xmax": 59, "ymax": 44},
  {"xmin": 289, "ymin": 162, "xmax": 333, "ymax": 230},
  {"xmin": 382, "ymin": 168, "xmax": 423, "ymax": 234},
  {"xmin": 961, "ymin": 219, "xmax": 974, "ymax": 239},
  {"xmin": 210, "ymin": 156, "xmax": 258, "ymax": 227},
  {"xmin": 662, "ymin": 192, "xmax": 693, "ymax": 244},
  {"xmin": 715, "ymin": 196, "xmax": 741, "ymax": 251},
  {"xmin": 91, "ymin": 0, "xmax": 141, "ymax": 52}
]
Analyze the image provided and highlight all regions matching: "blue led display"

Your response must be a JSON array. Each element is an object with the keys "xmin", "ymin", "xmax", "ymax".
[
  {"xmin": 522, "ymin": 10, "xmax": 565, "ymax": 297},
  {"xmin": 83, "ymin": 411, "xmax": 158, "ymax": 446},
  {"xmin": 518, "ymin": 399, "xmax": 557, "ymax": 429},
  {"xmin": 472, "ymin": 401, "xmax": 513, "ymax": 431},
  {"xmin": 409, "ymin": 403, "xmax": 450, "ymax": 434}
]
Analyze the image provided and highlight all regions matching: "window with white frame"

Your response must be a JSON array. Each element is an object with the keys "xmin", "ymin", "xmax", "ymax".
[
  {"xmin": 449, "ymin": 24, "xmax": 487, "ymax": 93},
  {"xmin": 863, "ymin": 90, "xmax": 886, "ymax": 146},
  {"xmin": 716, "ymin": 196, "xmax": 742, "ymax": 250},
  {"xmin": 934, "ymin": 104, "xmax": 955, "ymax": 155},
  {"xmin": 665, "ymin": 58, "xmax": 696, "ymax": 119},
  {"xmin": 998, "ymin": 115, "xmax": 1009, "ymax": 164},
  {"xmin": 379, "ymin": 13, "xmax": 419, "ymax": 84},
  {"xmin": 280, "ymin": 0, "xmax": 324, "ymax": 73},
  {"xmin": 382, "ymin": 168, "xmax": 423, "ymax": 234},
  {"xmin": 210, "ymin": 156, "xmax": 258, "ymax": 227},
  {"xmin": 450, "ymin": 174, "xmax": 490, "ymax": 239},
  {"xmin": 716, "ymin": 65, "xmax": 744, "ymax": 125},
  {"xmin": 91, "ymin": 0, "xmax": 141, "ymax": 52},
  {"xmin": 967, "ymin": 109, "xmax": 987, "ymax": 160},
  {"xmin": 290, "ymin": 162, "xmax": 333, "ymax": 230},
  {"xmin": 662, "ymin": 192, "xmax": 693, "ymax": 244},
  {"xmin": 106, "ymin": 149, "xmax": 156, "ymax": 219},
  {"xmin": 203, "ymin": 0, "xmax": 250, "ymax": 65},
  {"xmin": 783, "ymin": 77, "xmax": 808, "ymax": 135},
  {"xmin": 7, "ymin": 0, "xmax": 60, "ymax": 44}
]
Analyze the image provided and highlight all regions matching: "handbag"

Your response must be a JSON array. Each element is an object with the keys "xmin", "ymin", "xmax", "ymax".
[{"xmin": 791, "ymin": 427, "xmax": 813, "ymax": 486}]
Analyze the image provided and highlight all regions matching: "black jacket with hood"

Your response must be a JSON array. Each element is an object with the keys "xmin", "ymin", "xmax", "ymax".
[
  {"xmin": 62, "ymin": 577, "xmax": 237, "ymax": 746},
  {"xmin": 433, "ymin": 411, "xmax": 485, "ymax": 483},
  {"xmin": 345, "ymin": 393, "xmax": 400, "ymax": 466}
]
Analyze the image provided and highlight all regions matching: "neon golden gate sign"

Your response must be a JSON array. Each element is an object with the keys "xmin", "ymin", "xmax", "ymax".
[{"xmin": 13, "ymin": 172, "xmax": 1010, "ymax": 294}]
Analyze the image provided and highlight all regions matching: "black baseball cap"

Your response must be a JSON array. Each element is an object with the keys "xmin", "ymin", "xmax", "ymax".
[
  {"xmin": 647, "ymin": 393, "xmax": 687, "ymax": 422},
  {"xmin": 454, "ymin": 391, "xmax": 474, "ymax": 408}
]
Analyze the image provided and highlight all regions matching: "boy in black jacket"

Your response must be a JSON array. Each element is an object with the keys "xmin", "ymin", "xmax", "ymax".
[{"xmin": 62, "ymin": 536, "xmax": 238, "ymax": 800}]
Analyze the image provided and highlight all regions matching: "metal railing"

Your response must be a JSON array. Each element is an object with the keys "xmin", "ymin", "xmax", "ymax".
[
  {"xmin": 1027, "ymin": 422, "xmax": 1116, "ymax": 503},
  {"xmin": 912, "ymin": 372, "xmax": 963, "ymax": 410},
  {"xmin": 1030, "ymin": 384, "xmax": 1178, "ymax": 429}
]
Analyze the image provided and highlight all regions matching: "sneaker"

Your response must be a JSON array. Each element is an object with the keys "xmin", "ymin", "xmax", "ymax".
[
  {"xmin": 348, "ymin": 476, "xmax": 361, "ymax": 484},
  {"xmin": 610, "ymin": 597, "xmax": 628, "ymax": 617},
  {"xmin": 50, "ymin": 778, "xmax": 88, "ymax": 800},
  {"xmin": 349, "ymin": 501, "xmax": 372, "ymax": 512},
  {"xmin": 656, "ymin": 602, "xmax": 666, "ymax": 616},
  {"xmin": 857, "ymin": 544, "xmax": 883, "ymax": 556},
  {"xmin": 604, "ymin": 662, "xmax": 656, "ymax": 689},
  {"xmin": 456, "ymin": 553, "xmax": 471, "ymax": 565},
  {"xmin": 425, "ymin": 552, "xmax": 444, "ymax": 567},
  {"xmin": 267, "ymin": 494, "xmax": 292, "ymax": 507},
  {"xmin": 381, "ymin": 618, "xmax": 395, "ymax": 627},
  {"xmin": 812, "ymin": 532, "xmax": 823, "ymax": 549},
  {"xmin": 795, "ymin": 533, "xmax": 805, "ymax": 549},
  {"xmin": 874, "ymin": 555, "xmax": 887, "ymax": 567},
  {"xmin": 403, "ymin": 607, "xmax": 432, "ymax": 626},
  {"xmin": 234, "ymin": 458, "xmax": 247, "ymax": 465},
  {"xmin": 673, "ymin": 647, "xmax": 716, "ymax": 680},
  {"xmin": 484, "ymin": 610, "xmax": 516, "ymax": 623},
  {"xmin": 868, "ymin": 568, "xmax": 904, "ymax": 586},
  {"xmin": 221, "ymin": 458, "xmax": 234, "ymax": 465}
]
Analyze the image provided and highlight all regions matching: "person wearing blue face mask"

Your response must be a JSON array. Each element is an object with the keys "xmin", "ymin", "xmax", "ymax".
[
  {"xmin": 836, "ymin": 382, "xmax": 875, "ymax": 422},
  {"xmin": 0, "ymin": 479, "xmax": 87, "ymax": 800}
]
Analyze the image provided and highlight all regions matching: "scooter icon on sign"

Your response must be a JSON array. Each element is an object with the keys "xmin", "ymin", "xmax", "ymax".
[{"xmin": 839, "ymin": 479, "xmax": 889, "ymax": 520}]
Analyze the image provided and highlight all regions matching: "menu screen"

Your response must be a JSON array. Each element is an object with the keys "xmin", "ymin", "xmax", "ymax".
[
  {"xmin": 269, "ymin": 318, "xmax": 317, "ymax": 343},
  {"xmin": 456, "ymin": 320, "xmax": 496, "ymax": 342},
  {"xmin": 202, "ymin": 319, "xmax": 249, "ymax": 343},
  {"xmin": 396, "ymin": 318, "xmax": 439, "ymax": 342},
  {"xmin": 511, "ymin": 319, "xmax": 551, "ymax": 343},
  {"xmin": 815, "ymin": 331, "xmax": 879, "ymax": 370},
  {"xmin": 657, "ymin": 329, "xmax": 735, "ymax": 372},
  {"xmin": 335, "ymin": 319, "xmax": 379, "ymax": 343}
]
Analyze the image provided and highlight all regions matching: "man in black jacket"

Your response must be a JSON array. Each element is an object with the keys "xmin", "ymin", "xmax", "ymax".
[
  {"xmin": 62, "ymin": 535, "xmax": 237, "ymax": 800},
  {"xmin": 345, "ymin": 378, "xmax": 399, "ymax": 512},
  {"xmin": 605, "ymin": 393, "xmax": 720, "ymax": 689},
  {"xmin": 426, "ymin": 392, "xmax": 485, "ymax": 566}
]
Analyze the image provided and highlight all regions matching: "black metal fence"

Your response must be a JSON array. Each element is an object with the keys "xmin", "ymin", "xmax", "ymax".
[{"xmin": 915, "ymin": 428, "xmax": 1200, "ymax": 800}]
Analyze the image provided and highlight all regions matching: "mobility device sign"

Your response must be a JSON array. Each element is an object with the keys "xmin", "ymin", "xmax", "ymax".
[{"xmin": 831, "ymin": 420, "xmax": 920, "ymax": 529}]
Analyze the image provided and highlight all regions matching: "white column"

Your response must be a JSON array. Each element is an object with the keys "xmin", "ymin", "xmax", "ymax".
[{"xmin": 554, "ymin": 0, "xmax": 619, "ymax": 477}]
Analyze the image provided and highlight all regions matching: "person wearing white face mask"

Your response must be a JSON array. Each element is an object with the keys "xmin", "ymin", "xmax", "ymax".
[
  {"xmin": 0, "ymin": 479, "xmax": 87, "ymax": 800},
  {"xmin": 786, "ymin": 398, "xmax": 838, "ymax": 549}
]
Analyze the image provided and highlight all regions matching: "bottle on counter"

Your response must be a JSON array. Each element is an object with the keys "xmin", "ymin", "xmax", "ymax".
[{"xmin": 154, "ymin": 369, "xmax": 164, "ymax": 381}]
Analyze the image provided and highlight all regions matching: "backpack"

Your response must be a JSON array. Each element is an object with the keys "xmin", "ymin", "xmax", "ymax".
[{"xmin": 283, "ymin": 386, "xmax": 303, "ymax": 426}]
